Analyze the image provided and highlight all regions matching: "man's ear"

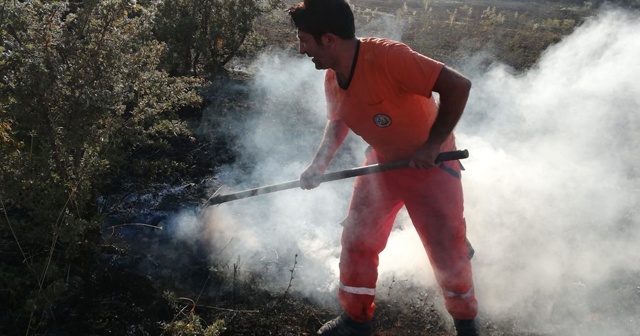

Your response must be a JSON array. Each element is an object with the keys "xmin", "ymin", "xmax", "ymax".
[{"xmin": 322, "ymin": 33, "xmax": 338, "ymax": 47}]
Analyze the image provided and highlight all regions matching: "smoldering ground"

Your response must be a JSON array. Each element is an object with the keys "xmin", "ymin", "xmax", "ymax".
[{"xmin": 174, "ymin": 6, "xmax": 640, "ymax": 336}]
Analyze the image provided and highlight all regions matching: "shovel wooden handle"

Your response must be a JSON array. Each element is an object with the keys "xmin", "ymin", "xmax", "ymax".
[{"xmin": 205, "ymin": 149, "xmax": 469, "ymax": 206}]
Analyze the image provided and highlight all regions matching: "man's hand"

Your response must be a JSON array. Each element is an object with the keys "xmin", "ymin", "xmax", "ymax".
[
  {"xmin": 300, "ymin": 120, "xmax": 349, "ymax": 190},
  {"xmin": 408, "ymin": 143, "xmax": 441, "ymax": 169},
  {"xmin": 300, "ymin": 164, "xmax": 325, "ymax": 190}
]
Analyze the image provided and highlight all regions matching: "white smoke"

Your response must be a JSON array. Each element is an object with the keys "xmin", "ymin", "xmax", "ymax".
[
  {"xmin": 176, "ymin": 6, "xmax": 640, "ymax": 336},
  {"xmin": 459, "ymin": 7, "xmax": 640, "ymax": 335}
]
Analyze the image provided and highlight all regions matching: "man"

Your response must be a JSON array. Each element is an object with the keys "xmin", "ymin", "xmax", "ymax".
[{"xmin": 288, "ymin": 1, "xmax": 478, "ymax": 335}]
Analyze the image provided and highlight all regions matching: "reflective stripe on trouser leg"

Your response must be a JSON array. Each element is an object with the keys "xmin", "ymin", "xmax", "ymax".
[
  {"xmin": 338, "ymin": 281, "xmax": 377, "ymax": 321},
  {"xmin": 339, "ymin": 156, "xmax": 404, "ymax": 323},
  {"xmin": 340, "ymin": 282, "xmax": 376, "ymax": 296},
  {"xmin": 443, "ymin": 286, "xmax": 474, "ymax": 300},
  {"xmin": 400, "ymin": 160, "xmax": 478, "ymax": 320}
]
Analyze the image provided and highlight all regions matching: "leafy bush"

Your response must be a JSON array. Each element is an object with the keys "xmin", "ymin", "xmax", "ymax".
[
  {"xmin": 161, "ymin": 291, "xmax": 226, "ymax": 336},
  {"xmin": 0, "ymin": 0, "xmax": 201, "ymax": 333},
  {"xmin": 162, "ymin": 313, "xmax": 226, "ymax": 336},
  {"xmin": 153, "ymin": 0, "xmax": 285, "ymax": 76}
]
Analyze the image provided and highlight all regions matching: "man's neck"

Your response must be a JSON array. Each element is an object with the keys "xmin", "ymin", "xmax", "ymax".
[{"xmin": 334, "ymin": 38, "xmax": 359, "ymax": 81}]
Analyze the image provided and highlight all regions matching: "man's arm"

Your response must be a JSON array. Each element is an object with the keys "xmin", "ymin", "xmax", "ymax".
[
  {"xmin": 409, "ymin": 65, "xmax": 471, "ymax": 169},
  {"xmin": 300, "ymin": 119, "xmax": 350, "ymax": 189}
]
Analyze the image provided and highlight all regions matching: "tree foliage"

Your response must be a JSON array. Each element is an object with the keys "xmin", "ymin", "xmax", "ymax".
[
  {"xmin": 153, "ymin": 0, "xmax": 284, "ymax": 76},
  {"xmin": 0, "ymin": 0, "xmax": 201, "ymax": 332},
  {"xmin": 0, "ymin": 0, "xmax": 285, "ymax": 333}
]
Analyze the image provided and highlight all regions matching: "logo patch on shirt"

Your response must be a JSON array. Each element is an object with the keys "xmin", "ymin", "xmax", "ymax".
[{"xmin": 373, "ymin": 114, "xmax": 392, "ymax": 128}]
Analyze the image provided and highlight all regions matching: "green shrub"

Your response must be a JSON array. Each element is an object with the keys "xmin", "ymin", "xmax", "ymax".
[
  {"xmin": 153, "ymin": 0, "xmax": 284, "ymax": 76},
  {"xmin": 0, "ymin": 0, "xmax": 201, "ymax": 333},
  {"xmin": 162, "ymin": 313, "xmax": 226, "ymax": 336}
]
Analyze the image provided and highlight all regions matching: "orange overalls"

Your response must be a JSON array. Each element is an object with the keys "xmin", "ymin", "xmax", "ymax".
[{"xmin": 325, "ymin": 38, "xmax": 477, "ymax": 322}]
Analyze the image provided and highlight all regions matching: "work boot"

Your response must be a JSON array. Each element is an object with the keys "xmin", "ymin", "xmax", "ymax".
[
  {"xmin": 317, "ymin": 313, "xmax": 373, "ymax": 336},
  {"xmin": 454, "ymin": 318, "xmax": 478, "ymax": 336}
]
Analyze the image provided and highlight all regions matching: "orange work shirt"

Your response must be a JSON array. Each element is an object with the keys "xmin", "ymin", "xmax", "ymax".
[{"xmin": 325, "ymin": 37, "xmax": 454, "ymax": 162}]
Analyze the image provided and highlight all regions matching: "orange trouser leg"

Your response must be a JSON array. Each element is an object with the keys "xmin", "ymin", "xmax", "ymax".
[
  {"xmin": 401, "ymin": 161, "xmax": 478, "ymax": 320},
  {"xmin": 338, "ymin": 153, "xmax": 477, "ymax": 322},
  {"xmin": 339, "ymin": 167, "xmax": 403, "ymax": 323}
]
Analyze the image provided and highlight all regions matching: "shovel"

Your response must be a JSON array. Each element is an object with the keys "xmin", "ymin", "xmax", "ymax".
[{"xmin": 205, "ymin": 149, "xmax": 469, "ymax": 206}]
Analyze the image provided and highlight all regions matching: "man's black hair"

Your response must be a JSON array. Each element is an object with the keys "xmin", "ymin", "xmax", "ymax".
[{"xmin": 288, "ymin": 0, "xmax": 356, "ymax": 43}]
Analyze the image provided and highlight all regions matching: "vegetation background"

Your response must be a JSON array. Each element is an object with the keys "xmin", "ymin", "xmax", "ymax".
[{"xmin": 1, "ymin": 0, "xmax": 638, "ymax": 335}]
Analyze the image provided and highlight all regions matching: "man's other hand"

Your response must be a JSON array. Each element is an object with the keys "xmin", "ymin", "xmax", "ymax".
[
  {"xmin": 408, "ymin": 143, "xmax": 441, "ymax": 169},
  {"xmin": 300, "ymin": 165, "xmax": 324, "ymax": 190}
]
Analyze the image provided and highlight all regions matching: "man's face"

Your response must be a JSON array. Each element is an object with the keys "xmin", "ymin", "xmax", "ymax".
[{"xmin": 297, "ymin": 30, "xmax": 332, "ymax": 70}]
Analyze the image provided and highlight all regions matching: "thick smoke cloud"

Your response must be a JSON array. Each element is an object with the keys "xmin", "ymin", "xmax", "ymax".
[
  {"xmin": 459, "ymin": 7, "xmax": 640, "ymax": 335},
  {"xmin": 177, "ymin": 6, "xmax": 640, "ymax": 335}
]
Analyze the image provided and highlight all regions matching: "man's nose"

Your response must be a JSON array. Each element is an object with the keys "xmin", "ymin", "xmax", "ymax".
[{"xmin": 299, "ymin": 44, "xmax": 306, "ymax": 55}]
